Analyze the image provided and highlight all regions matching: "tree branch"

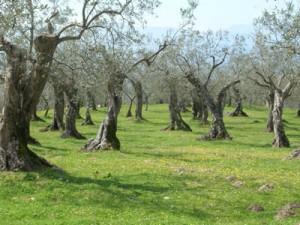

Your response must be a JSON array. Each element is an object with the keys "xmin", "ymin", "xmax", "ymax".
[{"xmin": 205, "ymin": 52, "xmax": 228, "ymax": 87}]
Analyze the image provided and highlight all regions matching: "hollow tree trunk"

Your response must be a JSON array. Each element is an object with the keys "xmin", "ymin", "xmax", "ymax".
[
  {"xmin": 61, "ymin": 85, "xmax": 85, "ymax": 139},
  {"xmin": 134, "ymin": 81, "xmax": 144, "ymax": 120},
  {"xmin": 229, "ymin": 86, "xmax": 248, "ymax": 117},
  {"xmin": 272, "ymin": 90, "xmax": 290, "ymax": 148},
  {"xmin": 266, "ymin": 90, "xmax": 275, "ymax": 132},
  {"xmin": 0, "ymin": 37, "xmax": 55, "ymax": 171},
  {"xmin": 164, "ymin": 82, "xmax": 192, "ymax": 131},
  {"xmin": 82, "ymin": 108, "xmax": 94, "ymax": 126},
  {"xmin": 84, "ymin": 73, "xmax": 125, "ymax": 151},
  {"xmin": 87, "ymin": 90, "xmax": 97, "ymax": 111}
]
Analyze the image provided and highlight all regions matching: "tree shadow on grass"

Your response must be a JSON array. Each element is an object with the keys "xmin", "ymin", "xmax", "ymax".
[{"xmin": 35, "ymin": 168, "xmax": 215, "ymax": 221}]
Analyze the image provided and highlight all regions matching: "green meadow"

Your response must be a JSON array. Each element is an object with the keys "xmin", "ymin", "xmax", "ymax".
[{"xmin": 0, "ymin": 105, "xmax": 299, "ymax": 225}]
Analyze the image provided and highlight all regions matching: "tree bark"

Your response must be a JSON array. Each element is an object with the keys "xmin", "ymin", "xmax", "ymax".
[
  {"xmin": 186, "ymin": 73, "xmax": 238, "ymax": 140},
  {"xmin": 126, "ymin": 96, "xmax": 135, "ymax": 118},
  {"xmin": 133, "ymin": 81, "xmax": 144, "ymax": 120},
  {"xmin": 84, "ymin": 73, "xmax": 125, "ymax": 151},
  {"xmin": 272, "ymin": 90, "xmax": 290, "ymax": 148},
  {"xmin": 192, "ymin": 89, "xmax": 209, "ymax": 124},
  {"xmin": 31, "ymin": 105, "xmax": 45, "ymax": 122},
  {"xmin": 144, "ymin": 94, "xmax": 149, "ymax": 111},
  {"xmin": 202, "ymin": 102, "xmax": 209, "ymax": 124},
  {"xmin": 61, "ymin": 83, "xmax": 85, "ymax": 139},
  {"xmin": 87, "ymin": 90, "xmax": 97, "ymax": 111},
  {"xmin": 192, "ymin": 88, "xmax": 204, "ymax": 118},
  {"xmin": 229, "ymin": 86, "xmax": 248, "ymax": 117},
  {"xmin": 82, "ymin": 108, "xmax": 94, "ymax": 126},
  {"xmin": 42, "ymin": 81, "xmax": 65, "ymax": 132},
  {"xmin": 76, "ymin": 100, "xmax": 83, "ymax": 119},
  {"xmin": 266, "ymin": 90, "xmax": 275, "ymax": 133},
  {"xmin": 0, "ymin": 38, "xmax": 54, "ymax": 171},
  {"xmin": 164, "ymin": 81, "xmax": 192, "ymax": 131}
]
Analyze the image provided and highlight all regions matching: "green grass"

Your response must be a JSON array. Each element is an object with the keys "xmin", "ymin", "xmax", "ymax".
[{"xmin": 0, "ymin": 104, "xmax": 299, "ymax": 225}]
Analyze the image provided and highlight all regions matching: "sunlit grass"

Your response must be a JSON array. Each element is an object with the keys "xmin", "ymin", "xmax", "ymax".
[{"xmin": 0, "ymin": 104, "xmax": 299, "ymax": 225}]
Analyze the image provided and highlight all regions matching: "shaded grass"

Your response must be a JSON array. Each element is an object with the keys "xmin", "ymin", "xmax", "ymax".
[{"xmin": 0, "ymin": 105, "xmax": 299, "ymax": 225}]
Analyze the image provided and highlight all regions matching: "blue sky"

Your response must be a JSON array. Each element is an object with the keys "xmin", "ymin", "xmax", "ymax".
[
  {"xmin": 69, "ymin": 0, "xmax": 288, "ymax": 34},
  {"xmin": 145, "ymin": 0, "xmax": 283, "ymax": 31}
]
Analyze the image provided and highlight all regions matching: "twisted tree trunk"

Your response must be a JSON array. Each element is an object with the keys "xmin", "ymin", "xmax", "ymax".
[
  {"xmin": 192, "ymin": 89, "xmax": 209, "ymax": 124},
  {"xmin": 266, "ymin": 90, "xmax": 275, "ymax": 133},
  {"xmin": 229, "ymin": 86, "xmax": 248, "ymax": 117},
  {"xmin": 84, "ymin": 73, "xmax": 125, "ymax": 151},
  {"xmin": 164, "ymin": 81, "xmax": 192, "ymax": 131},
  {"xmin": 272, "ymin": 90, "xmax": 290, "ymax": 148},
  {"xmin": 126, "ymin": 96, "xmax": 135, "ymax": 118},
  {"xmin": 61, "ymin": 84, "xmax": 85, "ymax": 139},
  {"xmin": 0, "ymin": 35, "xmax": 57, "ymax": 170},
  {"xmin": 186, "ymin": 73, "xmax": 238, "ymax": 140},
  {"xmin": 42, "ymin": 81, "xmax": 65, "ymax": 131},
  {"xmin": 82, "ymin": 108, "xmax": 94, "ymax": 126}
]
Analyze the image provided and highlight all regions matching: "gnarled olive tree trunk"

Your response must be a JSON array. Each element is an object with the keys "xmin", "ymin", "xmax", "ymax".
[
  {"xmin": 192, "ymin": 88, "xmax": 203, "ymax": 120},
  {"xmin": 186, "ymin": 73, "xmax": 239, "ymax": 140},
  {"xmin": 229, "ymin": 86, "xmax": 248, "ymax": 117},
  {"xmin": 0, "ymin": 35, "xmax": 58, "ymax": 170},
  {"xmin": 61, "ymin": 83, "xmax": 85, "ymax": 139},
  {"xmin": 84, "ymin": 73, "xmax": 125, "ymax": 151},
  {"xmin": 192, "ymin": 88, "xmax": 209, "ymax": 124},
  {"xmin": 52, "ymin": 82, "xmax": 65, "ymax": 130},
  {"xmin": 266, "ymin": 90, "xmax": 275, "ymax": 132},
  {"xmin": 164, "ymin": 81, "xmax": 192, "ymax": 131},
  {"xmin": 272, "ymin": 90, "xmax": 290, "ymax": 148},
  {"xmin": 42, "ymin": 81, "xmax": 65, "ymax": 131},
  {"xmin": 82, "ymin": 108, "xmax": 94, "ymax": 126}
]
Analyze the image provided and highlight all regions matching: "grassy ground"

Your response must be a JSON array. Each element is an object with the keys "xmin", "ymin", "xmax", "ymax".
[{"xmin": 0, "ymin": 104, "xmax": 299, "ymax": 225}]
